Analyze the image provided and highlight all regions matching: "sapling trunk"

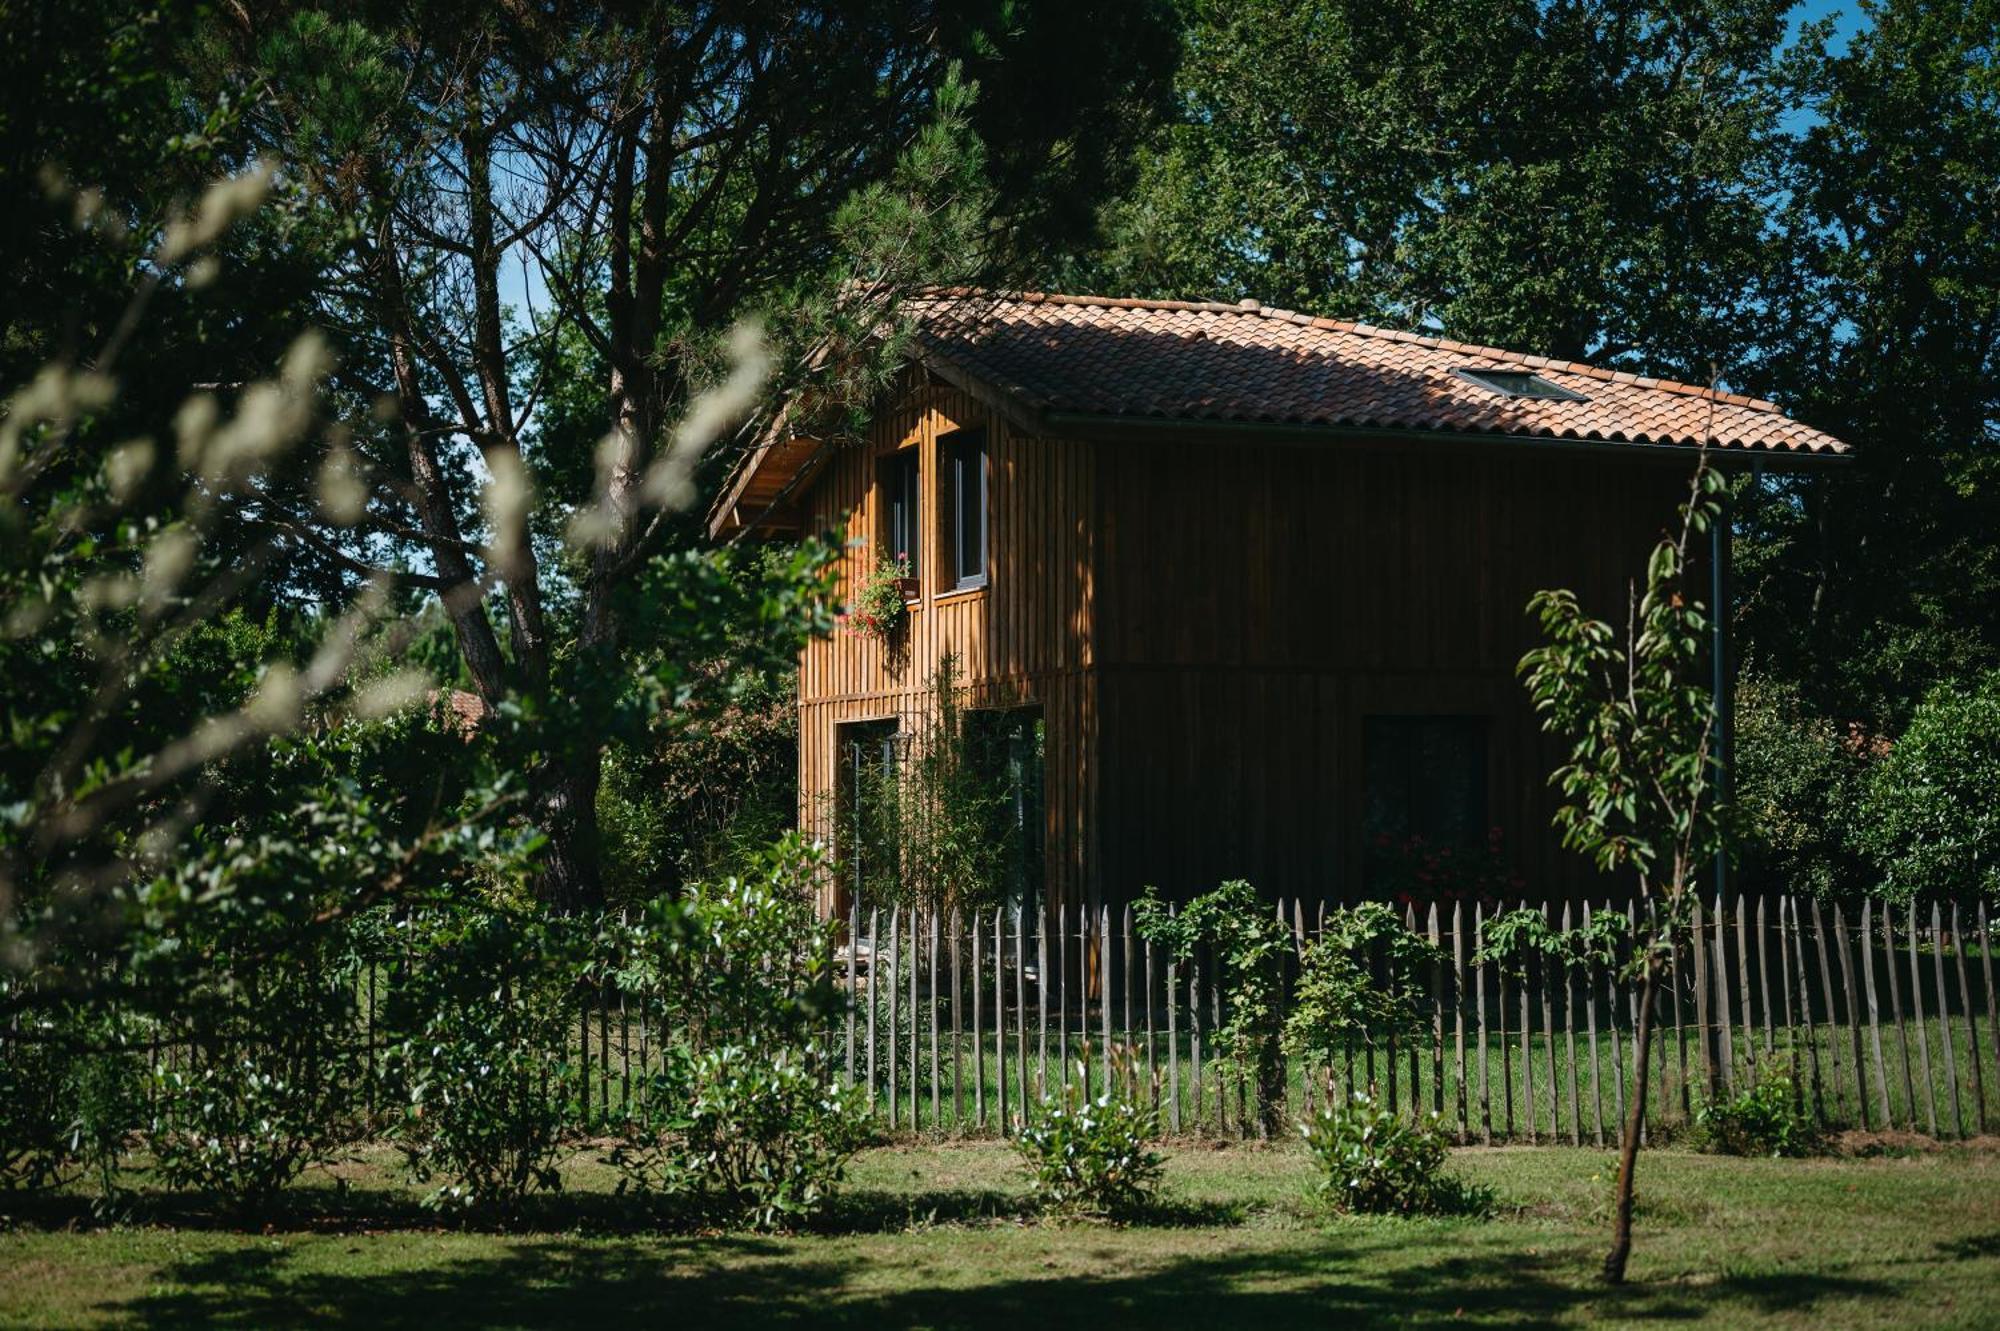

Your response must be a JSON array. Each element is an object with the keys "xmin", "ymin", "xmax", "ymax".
[{"xmin": 1603, "ymin": 955, "xmax": 1661, "ymax": 1285}]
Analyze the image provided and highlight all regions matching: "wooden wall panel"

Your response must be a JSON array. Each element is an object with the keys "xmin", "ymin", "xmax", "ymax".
[
  {"xmin": 1090, "ymin": 436, "xmax": 1696, "ymax": 906},
  {"xmin": 793, "ymin": 391, "xmax": 1703, "ymax": 913},
  {"xmin": 795, "ymin": 373, "xmax": 1097, "ymax": 911}
]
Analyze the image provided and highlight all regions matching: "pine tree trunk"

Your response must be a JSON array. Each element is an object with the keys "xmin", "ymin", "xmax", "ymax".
[
  {"xmin": 534, "ymin": 748, "xmax": 606, "ymax": 914},
  {"xmin": 1604, "ymin": 956, "xmax": 1661, "ymax": 1285}
]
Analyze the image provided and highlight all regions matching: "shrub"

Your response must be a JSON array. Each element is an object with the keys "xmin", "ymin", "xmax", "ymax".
[
  {"xmin": 1134, "ymin": 880, "xmax": 1292, "ymax": 1137},
  {"xmin": 0, "ymin": 1002, "xmax": 145, "ymax": 1201},
  {"xmin": 1301, "ymin": 1091, "xmax": 1490, "ymax": 1218},
  {"xmin": 1859, "ymin": 671, "xmax": 2000, "ymax": 902},
  {"xmin": 387, "ymin": 909, "xmax": 581, "ymax": 1214},
  {"xmin": 149, "ymin": 1060, "xmax": 344, "ymax": 1203},
  {"xmin": 1015, "ymin": 1049, "xmax": 1164, "ymax": 1221},
  {"xmin": 147, "ymin": 941, "xmax": 360, "ymax": 1206},
  {"xmin": 1692, "ymin": 1060, "xmax": 1820, "ymax": 1158},
  {"xmin": 611, "ymin": 840, "xmax": 864, "ymax": 1230},
  {"xmin": 0, "ymin": 1006, "xmax": 77, "ymax": 1194},
  {"xmin": 1733, "ymin": 672, "xmax": 1872, "ymax": 898},
  {"xmin": 616, "ymin": 1041, "xmax": 866, "ymax": 1230},
  {"xmin": 1285, "ymin": 903, "xmax": 1441, "ymax": 1068}
]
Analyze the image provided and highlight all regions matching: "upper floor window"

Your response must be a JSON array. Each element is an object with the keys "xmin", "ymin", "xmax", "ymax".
[
  {"xmin": 940, "ymin": 430, "xmax": 988, "ymax": 591},
  {"xmin": 878, "ymin": 448, "xmax": 920, "ymax": 583}
]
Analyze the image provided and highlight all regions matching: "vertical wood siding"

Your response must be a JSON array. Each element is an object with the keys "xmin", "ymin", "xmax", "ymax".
[
  {"xmin": 797, "ymin": 374, "xmax": 1098, "ymax": 911},
  {"xmin": 797, "ymin": 381, "xmax": 1704, "ymax": 911},
  {"xmin": 1089, "ymin": 435, "xmax": 1696, "ymax": 905}
]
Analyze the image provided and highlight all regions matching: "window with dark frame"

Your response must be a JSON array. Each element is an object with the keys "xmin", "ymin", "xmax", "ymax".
[
  {"xmin": 1362, "ymin": 715, "xmax": 1491, "ymax": 855},
  {"xmin": 837, "ymin": 717, "xmax": 903, "ymax": 904},
  {"xmin": 964, "ymin": 706, "xmax": 1045, "ymax": 914},
  {"xmin": 878, "ymin": 448, "xmax": 920, "ymax": 589},
  {"xmin": 939, "ymin": 430, "xmax": 988, "ymax": 592}
]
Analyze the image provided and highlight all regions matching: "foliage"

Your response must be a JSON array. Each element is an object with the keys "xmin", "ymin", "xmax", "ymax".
[
  {"xmin": 620, "ymin": 1042, "xmax": 867, "ymax": 1232},
  {"xmin": 1692, "ymin": 1060, "xmax": 1821, "ymax": 1159},
  {"xmin": 1738, "ymin": 0, "xmax": 2000, "ymax": 734},
  {"xmin": 1300, "ymin": 1092, "xmax": 1490, "ymax": 1219},
  {"xmin": 149, "ymin": 1060, "xmax": 346, "ymax": 1207},
  {"xmin": 1475, "ymin": 906, "xmax": 1632, "ymax": 979},
  {"xmin": 1134, "ymin": 880, "xmax": 1291, "ymax": 1136},
  {"xmin": 1015, "ymin": 1046, "xmax": 1164, "ymax": 1221},
  {"xmin": 193, "ymin": 1, "xmax": 1174, "ymax": 907},
  {"xmin": 1732, "ymin": 672, "xmax": 1875, "ymax": 899},
  {"xmin": 846, "ymin": 555, "xmax": 913, "ymax": 642},
  {"xmin": 1858, "ymin": 671, "xmax": 2000, "ymax": 902},
  {"xmin": 387, "ymin": 909, "xmax": 582, "ymax": 1214},
  {"xmin": 596, "ymin": 544, "xmax": 837, "ymax": 902},
  {"xmin": 611, "ymin": 839, "xmax": 864, "ymax": 1231},
  {"xmin": 1082, "ymin": 0, "xmax": 1791, "ymax": 378},
  {"xmin": 1283, "ymin": 903, "xmax": 1440, "ymax": 1063},
  {"xmin": 0, "ymin": 1000, "xmax": 145, "ymax": 1203},
  {"xmin": 0, "ymin": 1001, "xmax": 77, "ymax": 1194}
]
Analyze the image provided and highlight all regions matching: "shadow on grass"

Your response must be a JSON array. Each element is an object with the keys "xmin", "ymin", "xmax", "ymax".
[
  {"xmin": 6, "ymin": 1174, "xmax": 1242, "ymax": 1239},
  {"xmin": 1936, "ymin": 1230, "xmax": 2000, "ymax": 1260},
  {"xmin": 103, "ymin": 1229, "xmax": 1915, "ymax": 1330},
  {"xmin": 819, "ymin": 1188, "xmax": 1243, "ymax": 1232}
]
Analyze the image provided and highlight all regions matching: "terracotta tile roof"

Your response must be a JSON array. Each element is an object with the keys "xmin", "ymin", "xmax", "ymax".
[{"xmin": 905, "ymin": 289, "xmax": 1852, "ymax": 457}]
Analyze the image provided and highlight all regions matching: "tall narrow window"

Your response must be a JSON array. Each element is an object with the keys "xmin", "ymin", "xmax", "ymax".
[
  {"xmin": 878, "ymin": 449, "xmax": 920, "ymax": 585},
  {"xmin": 940, "ymin": 430, "xmax": 987, "ymax": 591},
  {"xmin": 1362, "ymin": 715, "xmax": 1490, "ymax": 891}
]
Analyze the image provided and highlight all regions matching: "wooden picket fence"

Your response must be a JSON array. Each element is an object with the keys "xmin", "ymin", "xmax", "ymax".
[
  {"xmin": 81, "ymin": 891, "xmax": 1995, "ymax": 1146},
  {"xmin": 807, "ymin": 891, "xmax": 2000, "ymax": 1142}
]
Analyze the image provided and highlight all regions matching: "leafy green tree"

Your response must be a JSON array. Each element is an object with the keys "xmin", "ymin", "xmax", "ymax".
[
  {"xmin": 1517, "ymin": 459, "xmax": 1726, "ymax": 1284},
  {"xmin": 1079, "ymin": 0, "xmax": 1791, "ymax": 379},
  {"xmin": 1737, "ymin": 0, "xmax": 2000, "ymax": 732},
  {"xmin": 197, "ymin": 2, "xmax": 1175, "ymax": 910},
  {"xmin": 1857, "ymin": 671, "xmax": 2000, "ymax": 902},
  {"xmin": 1731, "ymin": 670, "xmax": 1874, "ymax": 898}
]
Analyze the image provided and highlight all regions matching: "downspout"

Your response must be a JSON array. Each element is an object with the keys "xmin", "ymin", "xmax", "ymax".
[{"xmin": 1711, "ymin": 474, "xmax": 1739, "ymax": 900}]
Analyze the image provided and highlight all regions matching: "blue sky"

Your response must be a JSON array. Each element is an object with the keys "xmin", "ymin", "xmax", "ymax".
[{"xmin": 1796, "ymin": 0, "xmax": 1870, "ymax": 52}]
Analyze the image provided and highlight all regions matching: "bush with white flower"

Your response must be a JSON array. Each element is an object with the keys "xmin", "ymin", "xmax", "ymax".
[
  {"xmin": 1015, "ymin": 1047, "xmax": 1163, "ymax": 1221},
  {"xmin": 1300, "ymin": 1090, "xmax": 1490, "ymax": 1217}
]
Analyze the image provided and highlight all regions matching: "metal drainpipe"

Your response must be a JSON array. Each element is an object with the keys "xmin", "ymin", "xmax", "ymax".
[{"xmin": 1711, "ymin": 483, "xmax": 1735, "ymax": 898}]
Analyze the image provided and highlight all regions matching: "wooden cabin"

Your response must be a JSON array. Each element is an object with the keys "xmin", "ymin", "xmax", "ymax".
[{"xmin": 710, "ymin": 291, "xmax": 1852, "ymax": 913}]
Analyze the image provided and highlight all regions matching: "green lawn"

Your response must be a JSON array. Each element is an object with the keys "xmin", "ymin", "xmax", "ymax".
[{"xmin": 3, "ymin": 1140, "xmax": 1997, "ymax": 1329}]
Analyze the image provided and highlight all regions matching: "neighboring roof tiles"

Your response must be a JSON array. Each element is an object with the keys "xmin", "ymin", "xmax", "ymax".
[{"xmin": 903, "ymin": 289, "xmax": 1852, "ymax": 457}]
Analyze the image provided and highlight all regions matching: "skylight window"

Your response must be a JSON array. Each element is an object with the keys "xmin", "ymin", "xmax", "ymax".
[{"xmin": 1453, "ymin": 367, "xmax": 1588, "ymax": 402}]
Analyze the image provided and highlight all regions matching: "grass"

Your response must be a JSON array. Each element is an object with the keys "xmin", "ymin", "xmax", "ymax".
[{"xmin": 3, "ymin": 1138, "xmax": 1997, "ymax": 1328}]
